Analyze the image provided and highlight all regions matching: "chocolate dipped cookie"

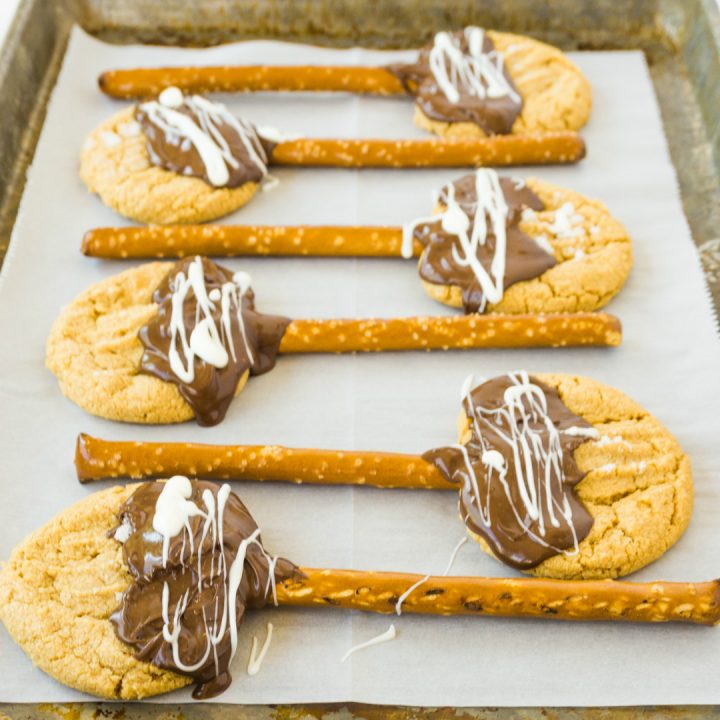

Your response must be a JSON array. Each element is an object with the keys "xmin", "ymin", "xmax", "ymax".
[
  {"xmin": 425, "ymin": 372, "xmax": 694, "ymax": 580},
  {"xmin": 80, "ymin": 90, "xmax": 275, "ymax": 224},
  {"xmin": 0, "ymin": 476, "xmax": 711, "ymax": 700},
  {"xmin": 407, "ymin": 170, "xmax": 632, "ymax": 314}
]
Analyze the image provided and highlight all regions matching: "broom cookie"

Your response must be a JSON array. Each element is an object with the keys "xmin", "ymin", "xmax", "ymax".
[
  {"xmin": 0, "ymin": 478, "xmax": 713, "ymax": 700},
  {"xmin": 98, "ymin": 27, "xmax": 592, "ymax": 139},
  {"xmin": 80, "ymin": 88, "xmax": 585, "ymax": 224},
  {"xmin": 76, "ymin": 372, "xmax": 693, "ymax": 580},
  {"xmin": 82, "ymin": 170, "xmax": 632, "ymax": 316},
  {"xmin": 45, "ymin": 256, "xmax": 620, "ymax": 426}
]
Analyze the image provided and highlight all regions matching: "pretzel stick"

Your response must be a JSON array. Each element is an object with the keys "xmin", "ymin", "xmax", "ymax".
[
  {"xmin": 278, "ymin": 568, "xmax": 720, "ymax": 625},
  {"xmin": 99, "ymin": 66, "xmax": 406, "ymax": 100},
  {"xmin": 81, "ymin": 225, "xmax": 415, "ymax": 260},
  {"xmin": 280, "ymin": 313, "xmax": 622, "ymax": 352},
  {"xmin": 270, "ymin": 134, "xmax": 585, "ymax": 168},
  {"xmin": 75, "ymin": 434, "xmax": 451, "ymax": 488}
]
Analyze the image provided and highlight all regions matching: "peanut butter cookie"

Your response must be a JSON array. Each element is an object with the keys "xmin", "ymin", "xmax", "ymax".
[
  {"xmin": 419, "ymin": 177, "xmax": 632, "ymax": 314},
  {"xmin": 410, "ymin": 31, "xmax": 592, "ymax": 138},
  {"xmin": 45, "ymin": 262, "xmax": 249, "ymax": 424},
  {"xmin": 457, "ymin": 374, "xmax": 693, "ymax": 580},
  {"xmin": 0, "ymin": 485, "xmax": 189, "ymax": 699},
  {"xmin": 80, "ymin": 102, "xmax": 262, "ymax": 225}
]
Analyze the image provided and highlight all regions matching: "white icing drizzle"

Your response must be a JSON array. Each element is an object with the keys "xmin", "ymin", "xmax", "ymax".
[
  {"xmin": 394, "ymin": 575, "xmax": 430, "ymax": 616},
  {"xmin": 442, "ymin": 536, "xmax": 469, "ymax": 576},
  {"xmin": 159, "ymin": 86, "xmax": 184, "ymax": 108},
  {"xmin": 153, "ymin": 476, "xmax": 205, "ymax": 567},
  {"xmin": 564, "ymin": 426, "xmax": 600, "ymax": 439},
  {"xmin": 166, "ymin": 256, "xmax": 254, "ymax": 385},
  {"xmin": 595, "ymin": 434, "xmax": 632, "ymax": 449},
  {"xmin": 256, "ymin": 125, "xmax": 303, "ymax": 144},
  {"xmin": 461, "ymin": 371, "xmax": 586, "ymax": 556},
  {"xmin": 261, "ymin": 174, "xmax": 280, "ymax": 193},
  {"xmin": 247, "ymin": 622, "xmax": 274, "ymax": 676},
  {"xmin": 429, "ymin": 27, "xmax": 520, "ymax": 105},
  {"xmin": 403, "ymin": 169, "xmax": 515, "ymax": 311},
  {"xmin": 340, "ymin": 624, "xmax": 397, "ymax": 663},
  {"xmin": 395, "ymin": 536, "xmax": 469, "ymax": 618},
  {"xmin": 153, "ymin": 477, "xmax": 280, "ymax": 676},
  {"xmin": 139, "ymin": 87, "xmax": 269, "ymax": 187},
  {"xmin": 114, "ymin": 518, "xmax": 132, "ymax": 544},
  {"xmin": 461, "ymin": 373, "xmax": 483, "ymax": 400}
]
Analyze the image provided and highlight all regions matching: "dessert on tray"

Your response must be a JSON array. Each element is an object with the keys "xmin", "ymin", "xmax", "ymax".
[
  {"xmin": 46, "ymin": 257, "xmax": 620, "ymax": 425},
  {"xmin": 83, "ymin": 169, "xmax": 633, "ymax": 316},
  {"xmin": 80, "ymin": 88, "xmax": 585, "ymax": 224},
  {"xmin": 98, "ymin": 28, "xmax": 592, "ymax": 140},
  {"xmin": 77, "ymin": 371, "xmax": 693, "ymax": 580},
  {"xmin": 0, "ymin": 472, "xmax": 710, "ymax": 700}
]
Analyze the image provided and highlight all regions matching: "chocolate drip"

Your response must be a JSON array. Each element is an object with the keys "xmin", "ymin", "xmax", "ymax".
[
  {"xmin": 415, "ymin": 174, "xmax": 554, "ymax": 313},
  {"xmin": 136, "ymin": 98, "xmax": 275, "ymax": 188},
  {"xmin": 139, "ymin": 257, "xmax": 290, "ymax": 426},
  {"xmin": 387, "ymin": 30, "xmax": 522, "ymax": 134},
  {"xmin": 423, "ymin": 374, "xmax": 594, "ymax": 569},
  {"xmin": 110, "ymin": 480, "xmax": 298, "ymax": 699}
]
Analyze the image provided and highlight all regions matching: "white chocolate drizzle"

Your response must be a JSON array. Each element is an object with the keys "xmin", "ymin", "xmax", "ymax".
[
  {"xmin": 139, "ymin": 87, "xmax": 269, "ymax": 187},
  {"xmin": 340, "ymin": 624, "xmax": 397, "ymax": 663},
  {"xmin": 564, "ymin": 426, "xmax": 600, "ymax": 439},
  {"xmin": 247, "ymin": 622, "xmax": 274, "ymax": 676},
  {"xmin": 402, "ymin": 169, "xmax": 511, "ymax": 312},
  {"xmin": 460, "ymin": 371, "xmax": 587, "ymax": 556},
  {"xmin": 166, "ymin": 256, "xmax": 254, "ymax": 385},
  {"xmin": 441, "ymin": 536, "xmax": 469, "ymax": 576},
  {"xmin": 429, "ymin": 27, "xmax": 520, "ymax": 106},
  {"xmin": 395, "ymin": 536, "xmax": 469, "ymax": 617},
  {"xmin": 152, "ymin": 476, "xmax": 280, "ymax": 677},
  {"xmin": 394, "ymin": 575, "xmax": 430, "ymax": 616}
]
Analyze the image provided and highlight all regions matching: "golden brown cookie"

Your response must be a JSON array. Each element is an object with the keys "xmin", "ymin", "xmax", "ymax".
[
  {"xmin": 0, "ymin": 485, "xmax": 189, "ymax": 699},
  {"xmin": 421, "ymin": 178, "xmax": 632, "ymax": 313},
  {"xmin": 80, "ymin": 107, "xmax": 259, "ymax": 224},
  {"xmin": 45, "ymin": 262, "xmax": 249, "ymax": 424},
  {"xmin": 460, "ymin": 374, "xmax": 693, "ymax": 580},
  {"xmin": 415, "ymin": 31, "xmax": 592, "ymax": 138}
]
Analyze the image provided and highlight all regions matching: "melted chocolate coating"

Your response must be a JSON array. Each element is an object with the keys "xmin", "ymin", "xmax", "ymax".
[
  {"xmin": 139, "ymin": 257, "xmax": 290, "ymax": 426},
  {"xmin": 387, "ymin": 31, "xmax": 522, "ymax": 134},
  {"xmin": 414, "ymin": 175, "xmax": 554, "ymax": 313},
  {"xmin": 136, "ymin": 101, "xmax": 275, "ymax": 188},
  {"xmin": 111, "ymin": 480, "xmax": 298, "ymax": 699},
  {"xmin": 423, "ymin": 375, "xmax": 594, "ymax": 570}
]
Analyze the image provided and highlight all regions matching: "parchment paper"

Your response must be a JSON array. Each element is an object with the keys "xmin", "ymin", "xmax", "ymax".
[{"xmin": 0, "ymin": 28, "xmax": 719, "ymax": 706}]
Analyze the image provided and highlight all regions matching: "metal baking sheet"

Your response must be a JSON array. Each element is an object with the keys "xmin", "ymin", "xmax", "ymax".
[{"xmin": 0, "ymin": 0, "xmax": 719, "ymax": 717}]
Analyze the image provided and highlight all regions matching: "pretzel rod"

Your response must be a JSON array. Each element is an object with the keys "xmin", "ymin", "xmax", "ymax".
[
  {"xmin": 279, "ymin": 313, "xmax": 622, "ymax": 352},
  {"xmin": 278, "ymin": 569, "xmax": 720, "ymax": 625},
  {"xmin": 81, "ymin": 224, "xmax": 414, "ymax": 260},
  {"xmin": 99, "ymin": 66, "xmax": 406, "ymax": 100},
  {"xmin": 75, "ymin": 433, "xmax": 452, "ymax": 489},
  {"xmin": 270, "ymin": 134, "xmax": 585, "ymax": 168}
]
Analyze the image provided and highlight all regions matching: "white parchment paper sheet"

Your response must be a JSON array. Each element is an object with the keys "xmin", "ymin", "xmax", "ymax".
[{"xmin": 0, "ymin": 28, "xmax": 719, "ymax": 706}]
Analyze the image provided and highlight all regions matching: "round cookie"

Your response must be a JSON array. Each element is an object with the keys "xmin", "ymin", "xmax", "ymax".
[
  {"xmin": 421, "ymin": 178, "xmax": 632, "ymax": 314},
  {"xmin": 414, "ymin": 31, "xmax": 592, "ymax": 138},
  {"xmin": 459, "ymin": 374, "xmax": 693, "ymax": 580},
  {"xmin": 80, "ymin": 107, "xmax": 259, "ymax": 224},
  {"xmin": 45, "ymin": 262, "xmax": 249, "ymax": 424},
  {"xmin": 0, "ymin": 484, "xmax": 189, "ymax": 699}
]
